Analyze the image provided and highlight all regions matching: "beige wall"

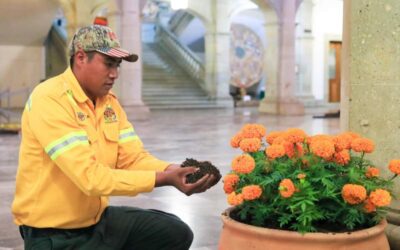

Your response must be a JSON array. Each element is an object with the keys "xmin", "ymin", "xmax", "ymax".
[{"xmin": 0, "ymin": 45, "xmax": 44, "ymax": 107}]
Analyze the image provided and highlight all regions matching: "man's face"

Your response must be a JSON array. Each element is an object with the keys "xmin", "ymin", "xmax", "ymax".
[{"xmin": 80, "ymin": 52, "xmax": 122, "ymax": 101}]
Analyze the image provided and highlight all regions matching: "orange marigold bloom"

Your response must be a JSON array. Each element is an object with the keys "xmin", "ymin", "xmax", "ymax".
[
  {"xmin": 242, "ymin": 185, "xmax": 263, "ymax": 201},
  {"xmin": 364, "ymin": 198, "xmax": 376, "ymax": 213},
  {"xmin": 366, "ymin": 166, "xmax": 380, "ymax": 178},
  {"xmin": 369, "ymin": 189, "xmax": 392, "ymax": 207},
  {"xmin": 306, "ymin": 135, "xmax": 334, "ymax": 145},
  {"xmin": 346, "ymin": 131, "xmax": 361, "ymax": 139},
  {"xmin": 273, "ymin": 136, "xmax": 295, "ymax": 158},
  {"xmin": 333, "ymin": 149, "xmax": 350, "ymax": 165},
  {"xmin": 297, "ymin": 173, "xmax": 306, "ymax": 179},
  {"xmin": 232, "ymin": 154, "xmax": 256, "ymax": 174},
  {"xmin": 223, "ymin": 174, "xmax": 240, "ymax": 194},
  {"xmin": 388, "ymin": 159, "xmax": 400, "ymax": 175},
  {"xmin": 279, "ymin": 179, "xmax": 296, "ymax": 198},
  {"xmin": 265, "ymin": 144, "xmax": 286, "ymax": 159},
  {"xmin": 351, "ymin": 138, "xmax": 375, "ymax": 153},
  {"xmin": 310, "ymin": 140, "xmax": 335, "ymax": 160},
  {"xmin": 239, "ymin": 138, "xmax": 261, "ymax": 153},
  {"xmin": 240, "ymin": 124, "xmax": 267, "ymax": 139},
  {"xmin": 230, "ymin": 133, "xmax": 243, "ymax": 148},
  {"xmin": 227, "ymin": 192, "xmax": 244, "ymax": 206},
  {"xmin": 333, "ymin": 133, "xmax": 353, "ymax": 151},
  {"xmin": 285, "ymin": 128, "xmax": 307, "ymax": 143},
  {"xmin": 341, "ymin": 184, "xmax": 367, "ymax": 205},
  {"xmin": 266, "ymin": 131, "xmax": 283, "ymax": 145}
]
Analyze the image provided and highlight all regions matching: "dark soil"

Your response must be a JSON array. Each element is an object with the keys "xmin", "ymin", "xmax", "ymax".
[{"xmin": 181, "ymin": 158, "xmax": 222, "ymax": 184}]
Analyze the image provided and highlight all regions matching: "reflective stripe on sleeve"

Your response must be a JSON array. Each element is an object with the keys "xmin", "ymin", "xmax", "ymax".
[
  {"xmin": 119, "ymin": 127, "xmax": 138, "ymax": 144},
  {"xmin": 45, "ymin": 131, "xmax": 89, "ymax": 160}
]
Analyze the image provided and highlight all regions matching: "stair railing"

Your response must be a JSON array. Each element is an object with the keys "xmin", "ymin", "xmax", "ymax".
[{"xmin": 155, "ymin": 23, "xmax": 206, "ymax": 92}]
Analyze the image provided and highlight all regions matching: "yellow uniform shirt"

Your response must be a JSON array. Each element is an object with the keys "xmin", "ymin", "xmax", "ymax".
[{"xmin": 12, "ymin": 68, "xmax": 169, "ymax": 228}]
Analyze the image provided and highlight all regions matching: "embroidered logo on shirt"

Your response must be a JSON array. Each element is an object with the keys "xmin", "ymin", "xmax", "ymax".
[
  {"xmin": 104, "ymin": 105, "xmax": 117, "ymax": 123},
  {"xmin": 77, "ymin": 112, "xmax": 86, "ymax": 121}
]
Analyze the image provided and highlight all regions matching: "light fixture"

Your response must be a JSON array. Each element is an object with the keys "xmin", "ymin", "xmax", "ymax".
[{"xmin": 170, "ymin": 0, "xmax": 188, "ymax": 10}]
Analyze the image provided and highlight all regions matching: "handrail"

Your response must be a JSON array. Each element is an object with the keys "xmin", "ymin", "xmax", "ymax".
[{"xmin": 155, "ymin": 23, "xmax": 207, "ymax": 93}]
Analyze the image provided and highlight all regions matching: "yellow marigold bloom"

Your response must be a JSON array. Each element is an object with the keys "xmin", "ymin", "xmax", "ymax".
[
  {"xmin": 242, "ymin": 185, "xmax": 263, "ymax": 201},
  {"xmin": 240, "ymin": 124, "xmax": 267, "ymax": 139},
  {"xmin": 366, "ymin": 166, "xmax": 380, "ymax": 178},
  {"xmin": 369, "ymin": 189, "xmax": 392, "ymax": 207},
  {"xmin": 279, "ymin": 179, "xmax": 296, "ymax": 198},
  {"xmin": 333, "ymin": 149, "xmax": 350, "ymax": 165},
  {"xmin": 351, "ymin": 138, "xmax": 375, "ymax": 153},
  {"xmin": 227, "ymin": 192, "xmax": 244, "ymax": 206},
  {"xmin": 232, "ymin": 154, "xmax": 256, "ymax": 174},
  {"xmin": 230, "ymin": 133, "xmax": 243, "ymax": 148},
  {"xmin": 364, "ymin": 198, "xmax": 376, "ymax": 213},
  {"xmin": 297, "ymin": 173, "xmax": 306, "ymax": 179},
  {"xmin": 388, "ymin": 159, "xmax": 400, "ymax": 175},
  {"xmin": 265, "ymin": 144, "xmax": 286, "ymax": 159},
  {"xmin": 285, "ymin": 128, "xmax": 307, "ymax": 143},
  {"xmin": 239, "ymin": 138, "xmax": 261, "ymax": 153},
  {"xmin": 266, "ymin": 131, "xmax": 283, "ymax": 145},
  {"xmin": 341, "ymin": 184, "xmax": 367, "ymax": 205},
  {"xmin": 223, "ymin": 174, "xmax": 240, "ymax": 194},
  {"xmin": 333, "ymin": 133, "xmax": 353, "ymax": 151},
  {"xmin": 310, "ymin": 140, "xmax": 335, "ymax": 160}
]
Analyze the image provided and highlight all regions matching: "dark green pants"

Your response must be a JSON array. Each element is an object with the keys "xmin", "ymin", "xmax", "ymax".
[{"xmin": 20, "ymin": 206, "xmax": 193, "ymax": 250}]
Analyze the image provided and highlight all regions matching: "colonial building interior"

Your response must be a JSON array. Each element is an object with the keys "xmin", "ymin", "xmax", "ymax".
[{"xmin": 0, "ymin": 0, "xmax": 399, "ymax": 249}]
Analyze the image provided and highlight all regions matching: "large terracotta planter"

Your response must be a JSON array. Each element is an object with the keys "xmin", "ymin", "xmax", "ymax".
[{"xmin": 219, "ymin": 208, "xmax": 390, "ymax": 250}]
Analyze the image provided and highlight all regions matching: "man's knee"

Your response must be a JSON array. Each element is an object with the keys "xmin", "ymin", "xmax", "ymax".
[{"xmin": 173, "ymin": 220, "xmax": 193, "ymax": 250}]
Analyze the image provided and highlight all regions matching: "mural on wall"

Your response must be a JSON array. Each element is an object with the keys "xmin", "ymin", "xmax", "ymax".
[{"xmin": 230, "ymin": 23, "xmax": 264, "ymax": 89}]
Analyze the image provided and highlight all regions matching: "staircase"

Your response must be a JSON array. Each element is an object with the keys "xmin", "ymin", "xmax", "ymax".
[{"xmin": 142, "ymin": 43, "xmax": 228, "ymax": 109}]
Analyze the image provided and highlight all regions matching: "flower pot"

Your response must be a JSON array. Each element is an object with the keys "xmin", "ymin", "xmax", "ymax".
[{"xmin": 218, "ymin": 208, "xmax": 390, "ymax": 250}]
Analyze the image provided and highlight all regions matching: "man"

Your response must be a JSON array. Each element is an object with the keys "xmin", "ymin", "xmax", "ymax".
[{"xmin": 12, "ymin": 24, "xmax": 218, "ymax": 250}]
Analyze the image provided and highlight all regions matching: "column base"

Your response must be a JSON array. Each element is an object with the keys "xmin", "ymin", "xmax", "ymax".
[
  {"xmin": 386, "ymin": 202, "xmax": 400, "ymax": 249},
  {"xmin": 122, "ymin": 104, "xmax": 151, "ymax": 121},
  {"xmin": 259, "ymin": 97, "xmax": 305, "ymax": 115}
]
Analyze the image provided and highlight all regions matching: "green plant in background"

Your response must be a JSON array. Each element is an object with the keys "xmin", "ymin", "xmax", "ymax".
[{"xmin": 223, "ymin": 124, "xmax": 399, "ymax": 233}]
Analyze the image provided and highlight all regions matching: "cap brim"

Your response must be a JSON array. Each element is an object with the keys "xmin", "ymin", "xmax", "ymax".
[{"xmin": 96, "ymin": 48, "xmax": 138, "ymax": 62}]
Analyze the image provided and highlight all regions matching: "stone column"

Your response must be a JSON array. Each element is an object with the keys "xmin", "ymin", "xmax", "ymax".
[
  {"xmin": 341, "ymin": 1, "xmax": 400, "ymax": 248},
  {"xmin": 259, "ymin": 0, "xmax": 304, "ymax": 115},
  {"xmin": 204, "ymin": 0, "xmax": 232, "ymax": 106},
  {"xmin": 118, "ymin": 0, "xmax": 150, "ymax": 119},
  {"xmin": 295, "ymin": 0, "xmax": 315, "ymax": 103}
]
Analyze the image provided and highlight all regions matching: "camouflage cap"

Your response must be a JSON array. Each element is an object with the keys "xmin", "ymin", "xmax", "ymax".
[{"xmin": 68, "ymin": 25, "xmax": 138, "ymax": 62}]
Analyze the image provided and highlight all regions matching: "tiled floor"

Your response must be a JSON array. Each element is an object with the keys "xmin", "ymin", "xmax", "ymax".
[{"xmin": 0, "ymin": 107, "xmax": 340, "ymax": 249}]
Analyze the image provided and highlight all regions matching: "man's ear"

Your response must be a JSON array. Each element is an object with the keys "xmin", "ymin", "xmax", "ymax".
[{"xmin": 75, "ymin": 51, "xmax": 86, "ymax": 66}]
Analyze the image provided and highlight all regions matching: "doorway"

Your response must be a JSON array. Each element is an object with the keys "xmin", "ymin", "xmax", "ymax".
[{"xmin": 328, "ymin": 41, "xmax": 342, "ymax": 102}]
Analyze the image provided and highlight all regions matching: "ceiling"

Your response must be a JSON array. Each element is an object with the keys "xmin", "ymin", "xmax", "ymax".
[{"xmin": 0, "ymin": 0, "xmax": 59, "ymax": 46}]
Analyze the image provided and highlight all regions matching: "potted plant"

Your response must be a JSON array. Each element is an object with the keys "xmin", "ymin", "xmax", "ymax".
[{"xmin": 219, "ymin": 124, "xmax": 399, "ymax": 250}]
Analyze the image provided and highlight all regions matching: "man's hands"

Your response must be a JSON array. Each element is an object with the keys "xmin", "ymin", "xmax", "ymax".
[{"xmin": 155, "ymin": 164, "xmax": 219, "ymax": 196}]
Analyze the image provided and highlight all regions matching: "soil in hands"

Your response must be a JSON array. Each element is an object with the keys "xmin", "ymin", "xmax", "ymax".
[{"xmin": 181, "ymin": 158, "xmax": 222, "ymax": 184}]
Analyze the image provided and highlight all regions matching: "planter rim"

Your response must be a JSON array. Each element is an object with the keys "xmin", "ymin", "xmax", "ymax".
[{"xmin": 221, "ymin": 207, "xmax": 387, "ymax": 240}]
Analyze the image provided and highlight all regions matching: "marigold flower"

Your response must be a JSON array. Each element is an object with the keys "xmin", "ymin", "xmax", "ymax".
[
  {"xmin": 266, "ymin": 131, "xmax": 283, "ymax": 145},
  {"xmin": 242, "ymin": 185, "xmax": 263, "ymax": 201},
  {"xmin": 333, "ymin": 133, "xmax": 353, "ymax": 151},
  {"xmin": 310, "ymin": 140, "xmax": 335, "ymax": 160},
  {"xmin": 273, "ymin": 137, "xmax": 295, "ymax": 158},
  {"xmin": 232, "ymin": 154, "xmax": 256, "ymax": 174},
  {"xmin": 297, "ymin": 173, "xmax": 306, "ymax": 179},
  {"xmin": 363, "ymin": 198, "xmax": 376, "ymax": 213},
  {"xmin": 346, "ymin": 131, "xmax": 361, "ymax": 139},
  {"xmin": 285, "ymin": 128, "xmax": 307, "ymax": 143},
  {"xmin": 351, "ymin": 138, "xmax": 375, "ymax": 153},
  {"xmin": 230, "ymin": 133, "xmax": 243, "ymax": 148},
  {"xmin": 227, "ymin": 192, "xmax": 244, "ymax": 206},
  {"xmin": 223, "ymin": 174, "xmax": 240, "ymax": 194},
  {"xmin": 306, "ymin": 135, "xmax": 334, "ymax": 145},
  {"xmin": 265, "ymin": 144, "xmax": 286, "ymax": 159},
  {"xmin": 279, "ymin": 179, "xmax": 296, "ymax": 198},
  {"xmin": 239, "ymin": 138, "xmax": 261, "ymax": 153},
  {"xmin": 388, "ymin": 159, "xmax": 400, "ymax": 175},
  {"xmin": 333, "ymin": 149, "xmax": 350, "ymax": 165},
  {"xmin": 369, "ymin": 189, "xmax": 392, "ymax": 207},
  {"xmin": 341, "ymin": 184, "xmax": 367, "ymax": 205},
  {"xmin": 365, "ymin": 166, "xmax": 380, "ymax": 178},
  {"xmin": 240, "ymin": 124, "xmax": 267, "ymax": 139}
]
